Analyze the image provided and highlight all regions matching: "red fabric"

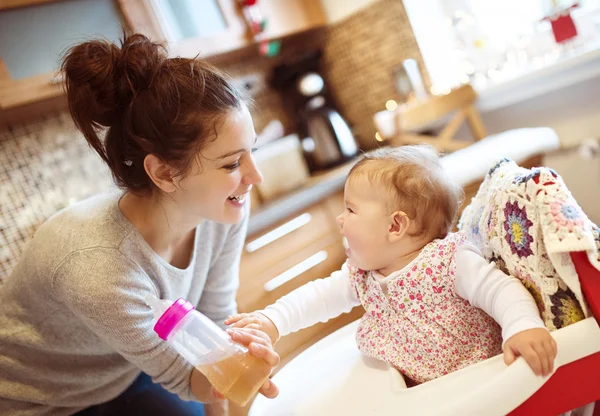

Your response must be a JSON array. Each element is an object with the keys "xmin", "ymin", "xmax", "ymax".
[
  {"xmin": 507, "ymin": 252, "xmax": 600, "ymax": 415},
  {"xmin": 508, "ymin": 351, "xmax": 600, "ymax": 415},
  {"xmin": 573, "ymin": 251, "xmax": 600, "ymax": 320}
]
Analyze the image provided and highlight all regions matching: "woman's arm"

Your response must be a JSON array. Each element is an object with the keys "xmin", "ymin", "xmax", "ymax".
[
  {"xmin": 52, "ymin": 248, "xmax": 198, "ymax": 400},
  {"xmin": 53, "ymin": 246, "xmax": 280, "ymax": 410}
]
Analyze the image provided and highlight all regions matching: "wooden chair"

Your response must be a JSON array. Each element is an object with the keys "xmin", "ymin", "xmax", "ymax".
[{"xmin": 392, "ymin": 84, "xmax": 488, "ymax": 153}]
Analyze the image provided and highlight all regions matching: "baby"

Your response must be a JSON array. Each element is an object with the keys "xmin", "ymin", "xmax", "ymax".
[{"xmin": 227, "ymin": 145, "xmax": 557, "ymax": 383}]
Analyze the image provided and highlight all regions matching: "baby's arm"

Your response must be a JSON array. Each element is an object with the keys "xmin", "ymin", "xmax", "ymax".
[
  {"xmin": 225, "ymin": 262, "xmax": 361, "ymax": 343},
  {"xmin": 454, "ymin": 245, "xmax": 557, "ymax": 376}
]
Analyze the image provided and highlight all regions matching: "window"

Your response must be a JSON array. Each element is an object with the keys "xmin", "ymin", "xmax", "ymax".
[{"xmin": 404, "ymin": 0, "xmax": 600, "ymax": 93}]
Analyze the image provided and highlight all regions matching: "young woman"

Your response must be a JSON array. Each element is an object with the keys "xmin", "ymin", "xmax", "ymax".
[{"xmin": 0, "ymin": 34, "xmax": 276, "ymax": 416}]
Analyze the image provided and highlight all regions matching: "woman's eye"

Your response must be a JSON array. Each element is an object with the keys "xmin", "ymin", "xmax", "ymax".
[{"xmin": 223, "ymin": 161, "xmax": 240, "ymax": 171}]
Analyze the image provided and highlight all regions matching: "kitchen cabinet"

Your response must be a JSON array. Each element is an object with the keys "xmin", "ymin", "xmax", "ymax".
[
  {"xmin": 125, "ymin": 0, "xmax": 249, "ymax": 58},
  {"xmin": 0, "ymin": 0, "xmax": 325, "ymax": 115},
  {"xmin": 319, "ymin": 0, "xmax": 378, "ymax": 23},
  {"xmin": 258, "ymin": 0, "xmax": 326, "ymax": 40},
  {"xmin": 0, "ymin": 0, "xmax": 325, "ymax": 112},
  {"xmin": 127, "ymin": 0, "xmax": 326, "ymax": 59},
  {"xmin": 235, "ymin": 189, "xmax": 362, "ymax": 416},
  {"xmin": 0, "ymin": 0, "xmax": 126, "ymax": 110},
  {"xmin": 238, "ymin": 190, "xmax": 363, "ymax": 366}
]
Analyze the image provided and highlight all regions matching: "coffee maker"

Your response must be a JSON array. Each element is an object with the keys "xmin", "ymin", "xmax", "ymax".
[{"xmin": 270, "ymin": 51, "xmax": 359, "ymax": 172}]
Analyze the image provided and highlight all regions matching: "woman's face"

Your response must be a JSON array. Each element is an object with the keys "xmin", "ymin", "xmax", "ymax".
[{"xmin": 174, "ymin": 105, "xmax": 263, "ymax": 224}]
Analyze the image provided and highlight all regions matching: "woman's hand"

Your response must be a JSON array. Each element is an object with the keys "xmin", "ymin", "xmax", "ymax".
[
  {"xmin": 191, "ymin": 327, "xmax": 279, "ymax": 413},
  {"xmin": 225, "ymin": 312, "xmax": 280, "ymax": 344},
  {"xmin": 226, "ymin": 327, "xmax": 280, "ymax": 398},
  {"xmin": 204, "ymin": 399, "xmax": 228, "ymax": 416}
]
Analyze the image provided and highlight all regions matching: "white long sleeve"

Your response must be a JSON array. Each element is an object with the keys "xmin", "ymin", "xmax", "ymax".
[
  {"xmin": 260, "ymin": 262, "xmax": 361, "ymax": 338},
  {"xmin": 454, "ymin": 244, "xmax": 547, "ymax": 342}
]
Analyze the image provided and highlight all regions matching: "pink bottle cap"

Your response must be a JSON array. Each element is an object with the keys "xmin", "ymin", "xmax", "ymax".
[{"xmin": 154, "ymin": 298, "xmax": 194, "ymax": 340}]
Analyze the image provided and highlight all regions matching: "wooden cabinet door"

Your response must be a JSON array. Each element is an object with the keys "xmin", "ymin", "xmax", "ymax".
[{"xmin": 259, "ymin": 0, "xmax": 326, "ymax": 39}]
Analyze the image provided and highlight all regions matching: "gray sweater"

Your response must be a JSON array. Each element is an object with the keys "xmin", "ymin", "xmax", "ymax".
[{"xmin": 0, "ymin": 191, "xmax": 248, "ymax": 415}]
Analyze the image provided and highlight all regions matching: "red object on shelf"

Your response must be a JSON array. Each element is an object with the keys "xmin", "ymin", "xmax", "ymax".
[
  {"xmin": 543, "ymin": 3, "xmax": 579, "ymax": 43},
  {"xmin": 549, "ymin": 13, "xmax": 578, "ymax": 43},
  {"xmin": 506, "ymin": 251, "xmax": 600, "ymax": 415}
]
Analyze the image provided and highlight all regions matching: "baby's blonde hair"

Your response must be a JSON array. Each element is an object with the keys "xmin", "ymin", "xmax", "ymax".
[{"xmin": 348, "ymin": 145, "xmax": 464, "ymax": 240}]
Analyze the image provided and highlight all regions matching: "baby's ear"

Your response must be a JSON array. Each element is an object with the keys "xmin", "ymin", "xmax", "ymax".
[{"xmin": 388, "ymin": 211, "xmax": 410, "ymax": 242}]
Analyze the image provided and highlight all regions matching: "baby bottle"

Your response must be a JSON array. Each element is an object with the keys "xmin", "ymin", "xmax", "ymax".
[{"xmin": 145, "ymin": 295, "xmax": 271, "ymax": 406}]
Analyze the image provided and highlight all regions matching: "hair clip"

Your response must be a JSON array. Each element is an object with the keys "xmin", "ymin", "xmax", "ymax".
[{"xmin": 124, "ymin": 160, "xmax": 133, "ymax": 167}]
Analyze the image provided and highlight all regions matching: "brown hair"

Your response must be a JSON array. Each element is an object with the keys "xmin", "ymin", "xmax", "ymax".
[
  {"xmin": 61, "ymin": 33, "xmax": 245, "ymax": 192},
  {"xmin": 348, "ymin": 145, "xmax": 464, "ymax": 240}
]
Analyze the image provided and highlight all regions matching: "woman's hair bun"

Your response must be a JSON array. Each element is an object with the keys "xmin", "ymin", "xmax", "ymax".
[{"xmin": 61, "ymin": 34, "xmax": 165, "ymax": 127}]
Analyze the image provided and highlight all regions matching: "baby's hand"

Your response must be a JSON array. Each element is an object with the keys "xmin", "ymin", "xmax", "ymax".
[
  {"xmin": 503, "ymin": 328, "xmax": 557, "ymax": 377},
  {"xmin": 224, "ymin": 312, "xmax": 280, "ymax": 344}
]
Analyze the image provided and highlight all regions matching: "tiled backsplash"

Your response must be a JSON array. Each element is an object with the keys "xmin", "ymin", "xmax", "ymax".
[
  {"xmin": 322, "ymin": 0, "xmax": 429, "ymax": 149},
  {"xmin": 0, "ymin": 114, "xmax": 114, "ymax": 282}
]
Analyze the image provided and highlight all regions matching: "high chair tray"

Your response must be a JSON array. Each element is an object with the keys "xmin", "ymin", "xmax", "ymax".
[{"xmin": 249, "ymin": 317, "xmax": 600, "ymax": 416}]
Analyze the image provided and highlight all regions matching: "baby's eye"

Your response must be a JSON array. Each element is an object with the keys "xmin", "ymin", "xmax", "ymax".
[{"xmin": 346, "ymin": 207, "xmax": 354, "ymax": 213}]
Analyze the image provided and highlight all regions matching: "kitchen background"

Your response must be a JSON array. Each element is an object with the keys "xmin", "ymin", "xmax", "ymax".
[
  {"xmin": 0, "ymin": 0, "xmax": 428, "ymax": 281},
  {"xmin": 2, "ymin": 4, "xmax": 600, "ymax": 415},
  {"xmin": 1, "ymin": 0, "xmax": 600, "ymax": 286}
]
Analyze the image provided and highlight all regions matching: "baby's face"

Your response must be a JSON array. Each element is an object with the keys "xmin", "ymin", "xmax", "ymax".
[{"xmin": 337, "ymin": 176, "xmax": 394, "ymax": 271}]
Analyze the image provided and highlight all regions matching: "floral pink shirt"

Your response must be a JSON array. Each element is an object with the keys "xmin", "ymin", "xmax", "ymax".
[{"xmin": 349, "ymin": 232, "xmax": 503, "ymax": 383}]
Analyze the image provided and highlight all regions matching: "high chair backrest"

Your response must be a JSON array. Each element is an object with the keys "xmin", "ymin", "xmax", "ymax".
[{"xmin": 457, "ymin": 158, "xmax": 600, "ymax": 330}]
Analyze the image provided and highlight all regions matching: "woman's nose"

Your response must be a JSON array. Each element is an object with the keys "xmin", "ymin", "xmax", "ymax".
[{"xmin": 243, "ymin": 157, "xmax": 263, "ymax": 185}]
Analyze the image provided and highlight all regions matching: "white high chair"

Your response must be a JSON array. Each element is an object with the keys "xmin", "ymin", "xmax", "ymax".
[{"xmin": 249, "ymin": 130, "xmax": 600, "ymax": 416}]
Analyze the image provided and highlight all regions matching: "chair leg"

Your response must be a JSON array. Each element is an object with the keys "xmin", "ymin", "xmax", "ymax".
[{"xmin": 465, "ymin": 105, "xmax": 487, "ymax": 140}]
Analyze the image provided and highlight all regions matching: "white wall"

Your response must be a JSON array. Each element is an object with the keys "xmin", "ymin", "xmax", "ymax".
[
  {"xmin": 320, "ymin": 0, "xmax": 378, "ymax": 23},
  {"xmin": 543, "ymin": 145, "xmax": 600, "ymax": 225},
  {"xmin": 476, "ymin": 75, "xmax": 600, "ymax": 149}
]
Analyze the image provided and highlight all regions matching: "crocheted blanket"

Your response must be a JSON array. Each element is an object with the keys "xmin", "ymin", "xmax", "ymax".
[{"xmin": 458, "ymin": 158, "xmax": 600, "ymax": 330}]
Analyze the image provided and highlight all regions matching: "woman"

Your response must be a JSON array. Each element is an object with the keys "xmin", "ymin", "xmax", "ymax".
[{"xmin": 0, "ymin": 34, "xmax": 277, "ymax": 416}]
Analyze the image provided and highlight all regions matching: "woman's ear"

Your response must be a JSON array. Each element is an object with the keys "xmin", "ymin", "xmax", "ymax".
[
  {"xmin": 144, "ymin": 154, "xmax": 177, "ymax": 193},
  {"xmin": 389, "ymin": 211, "xmax": 410, "ymax": 242}
]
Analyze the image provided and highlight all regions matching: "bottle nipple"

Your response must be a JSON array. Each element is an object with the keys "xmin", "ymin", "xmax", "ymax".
[{"xmin": 145, "ymin": 294, "xmax": 170, "ymax": 320}]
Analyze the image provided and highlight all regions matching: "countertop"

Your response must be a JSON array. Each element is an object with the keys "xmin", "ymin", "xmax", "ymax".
[
  {"xmin": 247, "ymin": 159, "xmax": 355, "ymax": 235},
  {"xmin": 248, "ymin": 124, "xmax": 561, "ymax": 235}
]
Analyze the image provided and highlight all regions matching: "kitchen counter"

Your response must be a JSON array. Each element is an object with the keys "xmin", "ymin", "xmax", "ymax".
[
  {"xmin": 249, "ymin": 126, "xmax": 562, "ymax": 235},
  {"xmin": 249, "ymin": 124, "xmax": 563, "ymax": 236},
  {"xmin": 248, "ymin": 159, "xmax": 355, "ymax": 235}
]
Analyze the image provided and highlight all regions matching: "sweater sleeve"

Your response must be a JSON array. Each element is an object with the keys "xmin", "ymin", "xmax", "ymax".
[
  {"xmin": 260, "ymin": 262, "xmax": 361, "ymax": 337},
  {"xmin": 52, "ymin": 248, "xmax": 197, "ymax": 401},
  {"xmin": 196, "ymin": 204, "xmax": 249, "ymax": 329},
  {"xmin": 454, "ymin": 244, "xmax": 547, "ymax": 343}
]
